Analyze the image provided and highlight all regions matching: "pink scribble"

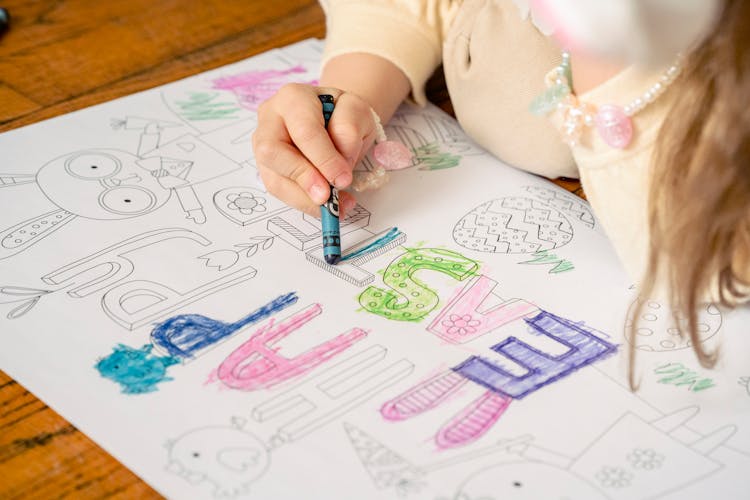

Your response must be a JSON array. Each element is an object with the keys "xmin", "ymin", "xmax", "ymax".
[
  {"xmin": 216, "ymin": 303, "xmax": 367, "ymax": 391},
  {"xmin": 381, "ymin": 370, "xmax": 468, "ymax": 421},
  {"xmin": 435, "ymin": 390, "xmax": 512, "ymax": 449},
  {"xmin": 211, "ymin": 66, "xmax": 318, "ymax": 111},
  {"xmin": 428, "ymin": 275, "xmax": 538, "ymax": 343}
]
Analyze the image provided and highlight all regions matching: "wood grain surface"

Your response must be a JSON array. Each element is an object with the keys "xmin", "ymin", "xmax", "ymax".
[{"xmin": 0, "ymin": 1, "xmax": 583, "ymax": 498}]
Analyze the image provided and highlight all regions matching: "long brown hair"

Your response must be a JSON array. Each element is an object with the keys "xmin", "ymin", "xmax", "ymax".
[{"xmin": 631, "ymin": 0, "xmax": 750, "ymax": 389}]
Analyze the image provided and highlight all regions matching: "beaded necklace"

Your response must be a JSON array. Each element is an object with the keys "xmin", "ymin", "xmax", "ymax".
[{"xmin": 530, "ymin": 51, "xmax": 682, "ymax": 149}]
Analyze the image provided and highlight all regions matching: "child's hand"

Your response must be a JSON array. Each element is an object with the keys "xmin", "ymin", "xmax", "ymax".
[{"xmin": 253, "ymin": 83, "xmax": 379, "ymax": 217}]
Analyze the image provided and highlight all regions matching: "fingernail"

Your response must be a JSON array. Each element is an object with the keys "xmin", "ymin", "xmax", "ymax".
[
  {"xmin": 310, "ymin": 183, "xmax": 329, "ymax": 204},
  {"xmin": 333, "ymin": 171, "xmax": 352, "ymax": 189}
]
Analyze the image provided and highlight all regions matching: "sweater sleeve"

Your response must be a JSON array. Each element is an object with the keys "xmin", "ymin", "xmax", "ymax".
[{"xmin": 319, "ymin": 0, "xmax": 459, "ymax": 105}]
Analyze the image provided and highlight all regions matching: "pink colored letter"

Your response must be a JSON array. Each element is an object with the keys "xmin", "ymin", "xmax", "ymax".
[
  {"xmin": 428, "ymin": 275, "xmax": 538, "ymax": 343},
  {"xmin": 435, "ymin": 390, "xmax": 512, "ymax": 449},
  {"xmin": 217, "ymin": 303, "xmax": 367, "ymax": 390},
  {"xmin": 381, "ymin": 370, "xmax": 468, "ymax": 421}
]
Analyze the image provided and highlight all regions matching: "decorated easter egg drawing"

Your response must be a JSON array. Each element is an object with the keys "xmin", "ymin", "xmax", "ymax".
[{"xmin": 452, "ymin": 197, "xmax": 573, "ymax": 254}]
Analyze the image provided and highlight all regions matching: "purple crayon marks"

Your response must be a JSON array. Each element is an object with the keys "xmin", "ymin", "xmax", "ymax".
[
  {"xmin": 381, "ymin": 310, "xmax": 615, "ymax": 448},
  {"xmin": 454, "ymin": 310, "xmax": 617, "ymax": 399},
  {"xmin": 216, "ymin": 303, "xmax": 367, "ymax": 391},
  {"xmin": 151, "ymin": 292, "xmax": 298, "ymax": 360}
]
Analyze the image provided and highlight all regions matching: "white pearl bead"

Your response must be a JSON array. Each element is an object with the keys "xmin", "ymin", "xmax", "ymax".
[{"xmin": 544, "ymin": 51, "xmax": 681, "ymax": 147}]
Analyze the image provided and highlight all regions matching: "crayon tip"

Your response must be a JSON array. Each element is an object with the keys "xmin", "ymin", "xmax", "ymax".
[{"xmin": 325, "ymin": 255, "xmax": 341, "ymax": 265}]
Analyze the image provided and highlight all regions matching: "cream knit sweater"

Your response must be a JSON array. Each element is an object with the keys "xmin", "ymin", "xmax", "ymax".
[{"xmin": 318, "ymin": 0, "xmax": 691, "ymax": 293}]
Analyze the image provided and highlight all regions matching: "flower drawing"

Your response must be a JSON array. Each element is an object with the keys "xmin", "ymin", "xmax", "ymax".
[
  {"xmin": 226, "ymin": 191, "xmax": 267, "ymax": 215},
  {"xmin": 627, "ymin": 448, "xmax": 665, "ymax": 470},
  {"xmin": 442, "ymin": 314, "xmax": 481, "ymax": 336},
  {"xmin": 595, "ymin": 466, "xmax": 633, "ymax": 489}
]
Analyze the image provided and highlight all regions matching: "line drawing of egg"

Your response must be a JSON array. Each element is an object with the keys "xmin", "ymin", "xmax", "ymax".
[
  {"xmin": 452, "ymin": 197, "xmax": 574, "ymax": 254},
  {"xmin": 624, "ymin": 298, "xmax": 722, "ymax": 352},
  {"xmin": 522, "ymin": 185, "xmax": 596, "ymax": 229}
]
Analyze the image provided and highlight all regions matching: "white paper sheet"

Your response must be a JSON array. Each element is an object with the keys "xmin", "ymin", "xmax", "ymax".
[{"xmin": 1, "ymin": 39, "xmax": 748, "ymax": 499}]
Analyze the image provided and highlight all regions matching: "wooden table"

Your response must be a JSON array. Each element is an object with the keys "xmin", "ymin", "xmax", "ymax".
[{"xmin": 0, "ymin": 1, "xmax": 582, "ymax": 497}]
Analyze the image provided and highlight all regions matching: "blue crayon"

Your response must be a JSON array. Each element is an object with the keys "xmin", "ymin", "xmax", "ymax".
[{"xmin": 318, "ymin": 94, "xmax": 341, "ymax": 265}]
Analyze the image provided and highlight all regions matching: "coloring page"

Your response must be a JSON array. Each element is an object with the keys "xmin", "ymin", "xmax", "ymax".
[{"xmin": 1, "ymin": 39, "xmax": 748, "ymax": 499}]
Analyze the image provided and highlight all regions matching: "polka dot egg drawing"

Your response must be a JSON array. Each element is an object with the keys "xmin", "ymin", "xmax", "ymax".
[
  {"xmin": 452, "ymin": 197, "xmax": 573, "ymax": 254},
  {"xmin": 624, "ymin": 298, "xmax": 722, "ymax": 351}
]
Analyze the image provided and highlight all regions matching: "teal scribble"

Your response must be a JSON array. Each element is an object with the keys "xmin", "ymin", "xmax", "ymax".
[
  {"xmin": 95, "ymin": 344, "xmax": 179, "ymax": 394},
  {"xmin": 519, "ymin": 250, "xmax": 574, "ymax": 274},
  {"xmin": 413, "ymin": 143, "xmax": 461, "ymax": 171},
  {"xmin": 175, "ymin": 92, "xmax": 241, "ymax": 121},
  {"xmin": 341, "ymin": 227, "xmax": 402, "ymax": 262},
  {"xmin": 653, "ymin": 362, "xmax": 716, "ymax": 392}
]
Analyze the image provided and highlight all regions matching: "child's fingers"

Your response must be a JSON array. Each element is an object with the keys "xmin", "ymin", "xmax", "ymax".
[
  {"xmin": 256, "ymin": 166, "xmax": 323, "ymax": 218},
  {"xmin": 257, "ymin": 140, "xmax": 332, "ymax": 206},
  {"xmin": 259, "ymin": 167, "xmax": 356, "ymax": 220},
  {"xmin": 253, "ymin": 83, "xmax": 366, "ymax": 217},
  {"xmin": 326, "ymin": 92, "xmax": 376, "ymax": 170},
  {"xmin": 278, "ymin": 87, "xmax": 352, "ymax": 190},
  {"xmin": 253, "ymin": 114, "xmax": 331, "ymax": 205}
]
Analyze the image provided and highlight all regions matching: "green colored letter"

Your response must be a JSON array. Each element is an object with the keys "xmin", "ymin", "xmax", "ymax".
[{"xmin": 359, "ymin": 248, "xmax": 478, "ymax": 322}]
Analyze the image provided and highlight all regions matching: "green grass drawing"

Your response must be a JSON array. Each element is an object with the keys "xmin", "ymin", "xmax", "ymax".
[{"xmin": 175, "ymin": 92, "xmax": 240, "ymax": 121}]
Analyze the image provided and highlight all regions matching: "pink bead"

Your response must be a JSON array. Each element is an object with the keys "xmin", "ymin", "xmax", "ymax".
[
  {"xmin": 595, "ymin": 105, "xmax": 633, "ymax": 149},
  {"xmin": 372, "ymin": 141, "xmax": 414, "ymax": 170}
]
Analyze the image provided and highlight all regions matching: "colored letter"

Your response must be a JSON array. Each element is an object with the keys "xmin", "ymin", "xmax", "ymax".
[
  {"xmin": 150, "ymin": 292, "xmax": 298, "ymax": 360},
  {"xmin": 454, "ymin": 310, "xmax": 617, "ymax": 399},
  {"xmin": 217, "ymin": 303, "xmax": 367, "ymax": 391},
  {"xmin": 381, "ymin": 370, "xmax": 468, "ymax": 421},
  {"xmin": 428, "ymin": 275, "xmax": 538, "ymax": 343},
  {"xmin": 435, "ymin": 390, "xmax": 512, "ymax": 449},
  {"xmin": 359, "ymin": 248, "xmax": 479, "ymax": 322}
]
